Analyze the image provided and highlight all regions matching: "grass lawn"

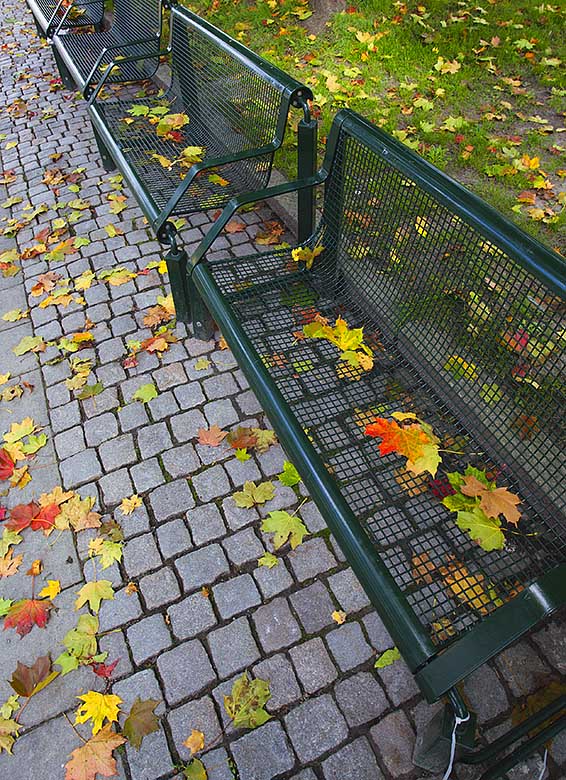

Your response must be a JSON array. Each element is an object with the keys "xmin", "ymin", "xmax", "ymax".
[{"xmin": 183, "ymin": 0, "xmax": 565, "ymax": 252}]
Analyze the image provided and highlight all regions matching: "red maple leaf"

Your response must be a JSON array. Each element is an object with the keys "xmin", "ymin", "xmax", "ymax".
[
  {"xmin": 4, "ymin": 599, "xmax": 53, "ymax": 637},
  {"xmin": 0, "ymin": 448, "xmax": 15, "ymax": 481},
  {"xmin": 31, "ymin": 503, "xmax": 60, "ymax": 533},
  {"xmin": 6, "ymin": 502, "xmax": 40, "ymax": 532},
  {"xmin": 92, "ymin": 657, "xmax": 120, "ymax": 679}
]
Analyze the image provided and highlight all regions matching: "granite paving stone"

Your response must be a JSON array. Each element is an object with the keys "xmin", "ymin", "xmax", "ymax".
[
  {"xmin": 222, "ymin": 526, "xmax": 264, "ymax": 566},
  {"xmin": 98, "ymin": 467, "xmax": 134, "ymax": 506},
  {"xmin": 156, "ymin": 517, "xmax": 193, "ymax": 559},
  {"xmin": 231, "ymin": 721, "xmax": 296, "ymax": 780},
  {"xmin": 123, "ymin": 532, "xmax": 162, "ymax": 578},
  {"xmin": 157, "ymin": 640, "xmax": 217, "ymax": 705},
  {"xmin": 208, "ymin": 617, "xmax": 261, "ymax": 678},
  {"xmin": 139, "ymin": 567, "xmax": 181, "ymax": 610},
  {"xmin": 253, "ymin": 597, "xmax": 302, "ymax": 653},
  {"xmin": 175, "ymin": 543, "xmax": 230, "ymax": 592},
  {"xmin": 168, "ymin": 695, "xmax": 221, "ymax": 762},
  {"xmin": 325, "ymin": 623, "xmax": 375, "ymax": 672},
  {"xmin": 370, "ymin": 712, "xmax": 415, "ymax": 776},
  {"xmin": 148, "ymin": 478, "xmax": 196, "ymax": 522},
  {"xmin": 84, "ymin": 411, "xmax": 119, "ymax": 446},
  {"xmin": 334, "ymin": 671, "xmax": 388, "ymax": 727},
  {"xmin": 168, "ymin": 591, "xmax": 218, "ymax": 640},
  {"xmin": 290, "ymin": 637, "xmax": 339, "ymax": 694},
  {"xmin": 252, "ymin": 653, "xmax": 302, "ymax": 713},
  {"xmin": 322, "ymin": 737, "xmax": 383, "ymax": 780},
  {"xmin": 130, "ymin": 457, "xmax": 166, "ymax": 493},
  {"xmin": 290, "ymin": 581, "xmax": 337, "ymax": 634},
  {"xmin": 285, "ymin": 695, "xmax": 349, "ymax": 763},
  {"xmin": 186, "ymin": 502, "xmax": 226, "ymax": 545},
  {"xmin": 161, "ymin": 441, "xmax": 200, "ymax": 478},
  {"xmin": 213, "ymin": 573, "xmax": 262, "ymax": 619},
  {"xmin": 287, "ymin": 537, "xmax": 338, "ymax": 582},
  {"xmin": 127, "ymin": 613, "xmax": 172, "ymax": 665}
]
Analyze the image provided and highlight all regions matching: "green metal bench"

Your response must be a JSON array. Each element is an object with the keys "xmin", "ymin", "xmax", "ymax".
[
  {"xmin": 87, "ymin": 5, "xmax": 316, "ymax": 324},
  {"xmin": 26, "ymin": 0, "xmax": 104, "ymax": 39},
  {"xmin": 51, "ymin": 0, "xmax": 167, "ymax": 97},
  {"xmin": 187, "ymin": 109, "xmax": 566, "ymax": 778}
]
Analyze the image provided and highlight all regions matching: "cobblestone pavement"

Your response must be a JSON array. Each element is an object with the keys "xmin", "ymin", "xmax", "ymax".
[{"xmin": 0, "ymin": 4, "xmax": 565, "ymax": 780}]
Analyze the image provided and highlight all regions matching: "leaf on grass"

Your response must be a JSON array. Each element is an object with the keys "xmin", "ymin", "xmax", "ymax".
[
  {"xmin": 119, "ymin": 495, "xmax": 142, "ymax": 515},
  {"xmin": 224, "ymin": 673, "xmax": 271, "ymax": 730},
  {"xmin": 278, "ymin": 461, "xmax": 301, "ymax": 487},
  {"xmin": 257, "ymin": 552, "xmax": 279, "ymax": 569},
  {"xmin": 75, "ymin": 691, "xmax": 122, "ymax": 736},
  {"xmin": 374, "ymin": 647, "xmax": 401, "ymax": 668},
  {"xmin": 65, "ymin": 724, "xmax": 125, "ymax": 780},
  {"xmin": 183, "ymin": 729, "xmax": 205, "ymax": 756},
  {"xmin": 132, "ymin": 383, "xmax": 158, "ymax": 403},
  {"xmin": 122, "ymin": 698, "xmax": 160, "ymax": 750},
  {"xmin": 9, "ymin": 656, "xmax": 59, "ymax": 698},
  {"xmin": 233, "ymin": 481, "xmax": 275, "ymax": 508},
  {"xmin": 4, "ymin": 598, "xmax": 53, "ymax": 637},
  {"xmin": 75, "ymin": 580, "xmax": 114, "ymax": 613},
  {"xmin": 261, "ymin": 510, "xmax": 308, "ymax": 549}
]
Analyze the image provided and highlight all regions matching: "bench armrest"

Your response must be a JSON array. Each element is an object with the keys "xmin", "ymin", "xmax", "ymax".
[
  {"xmin": 51, "ymin": 0, "xmax": 104, "ymax": 36},
  {"xmin": 189, "ymin": 174, "xmax": 325, "ymax": 268},
  {"xmin": 83, "ymin": 38, "xmax": 165, "ymax": 97},
  {"xmin": 88, "ymin": 45, "xmax": 170, "ymax": 103}
]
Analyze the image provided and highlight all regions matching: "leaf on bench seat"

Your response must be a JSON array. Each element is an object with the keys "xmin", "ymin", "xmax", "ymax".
[
  {"xmin": 365, "ymin": 412, "xmax": 441, "ymax": 476},
  {"xmin": 439, "ymin": 559, "xmax": 503, "ymax": 616}
]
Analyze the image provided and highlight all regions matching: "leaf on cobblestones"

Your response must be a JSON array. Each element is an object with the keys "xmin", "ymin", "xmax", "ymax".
[
  {"xmin": 227, "ymin": 426, "xmax": 258, "ymax": 450},
  {"xmin": 75, "ymin": 580, "xmax": 115, "ymax": 613},
  {"xmin": 4, "ymin": 598, "xmax": 53, "ymax": 636},
  {"xmin": 120, "ymin": 494, "xmax": 142, "ymax": 515},
  {"xmin": 89, "ymin": 538, "xmax": 123, "ymax": 569},
  {"xmin": 30, "ymin": 271, "xmax": 61, "ymax": 297},
  {"xmin": 74, "ymin": 270, "xmax": 96, "ymax": 291},
  {"xmin": 183, "ymin": 729, "xmax": 205, "ymax": 755},
  {"xmin": 278, "ymin": 461, "xmax": 301, "ymax": 486},
  {"xmin": 224, "ymin": 673, "xmax": 271, "ymax": 729},
  {"xmin": 2, "ymin": 307, "xmax": 29, "ymax": 322},
  {"xmin": 257, "ymin": 551, "xmax": 279, "ymax": 568},
  {"xmin": 57, "ymin": 494, "xmax": 101, "ymax": 532},
  {"xmin": 0, "ymin": 695, "xmax": 19, "ymax": 719},
  {"xmin": 183, "ymin": 759, "xmax": 208, "ymax": 780},
  {"xmin": 235, "ymin": 448, "xmax": 250, "ymax": 462},
  {"xmin": 97, "ymin": 266, "xmax": 136, "ymax": 286},
  {"xmin": 123, "ymin": 698, "xmax": 160, "ymax": 749},
  {"xmin": 10, "ymin": 465, "xmax": 32, "ymax": 490},
  {"xmin": 332, "ymin": 610, "xmax": 347, "ymax": 625},
  {"xmin": 194, "ymin": 357, "xmax": 211, "ymax": 371},
  {"xmin": 56, "ymin": 614, "xmax": 101, "ymax": 674},
  {"xmin": 233, "ymin": 480, "xmax": 275, "ymax": 508},
  {"xmin": 0, "ymin": 550, "xmax": 23, "ymax": 578},
  {"xmin": 0, "ymin": 598, "xmax": 13, "ymax": 617},
  {"xmin": 0, "ymin": 448, "xmax": 15, "ymax": 481},
  {"xmin": 225, "ymin": 220, "xmax": 245, "ymax": 234},
  {"xmin": 132, "ymin": 383, "xmax": 158, "ymax": 403},
  {"xmin": 261, "ymin": 510, "xmax": 308, "ymax": 549},
  {"xmin": 197, "ymin": 426, "xmax": 228, "ymax": 447},
  {"xmin": 12, "ymin": 335, "xmax": 46, "ymax": 356},
  {"xmin": 9, "ymin": 655, "xmax": 59, "ymax": 698},
  {"xmin": 104, "ymin": 224, "xmax": 124, "ymax": 238},
  {"xmin": 65, "ymin": 724, "xmax": 125, "ymax": 780},
  {"xmin": 252, "ymin": 428, "xmax": 277, "ymax": 453},
  {"xmin": 38, "ymin": 579, "xmax": 61, "ymax": 600},
  {"xmin": 75, "ymin": 691, "xmax": 122, "ymax": 736},
  {"xmin": 374, "ymin": 647, "xmax": 401, "ymax": 668},
  {"xmin": 91, "ymin": 658, "xmax": 120, "ymax": 679},
  {"xmin": 76, "ymin": 382, "xmax": 104, "ymax": 400},
  {"xmin": 0, "ymin": 716, "xmax": 20, "ymax": 755}
]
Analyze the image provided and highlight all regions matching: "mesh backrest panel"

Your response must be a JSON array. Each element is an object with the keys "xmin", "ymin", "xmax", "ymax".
[
  {"xmin": 114, "ymin": 0, "xmax": 161, "ymax": 38},
  {"xmin": 33, "ymin": 0, "xmax": 104, "ymax": 28},
  {"xmin": 318, "ymin": 128, "xmax": 565, "ymax": 521},
  {"xmin": 169, "ymin": 12, "xmax": 284, "ymax": 154}
]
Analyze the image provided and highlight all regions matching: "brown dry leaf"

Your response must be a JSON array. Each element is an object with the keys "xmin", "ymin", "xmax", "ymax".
[
  {"xmin": 30, "ymin": 271, "xmax": 61, "ymax": 297},
  {"xmin": 225, "ymin": 220, "xmax": 245, "ymax": 234},
  {"xmin": 65, "ymin": 724, "xmax": 125, "ymax": 780},
  {"xmin": 197, "ymin": 425, "xmax": 228, "ymax": 447},
  {"xmin": 460, "ymin": 476, "xmax": 522, "ymax": 526},
  {"xmin": 125, "ymin": 582, "xmax": 138, "ymax": 596},
  {"xmin": 411, "ymin": 553, "xmax": 436, "ymax": 585},
  {"xmin": 227, "ymin": 426, "xmax": 259, "ymax": 450}
]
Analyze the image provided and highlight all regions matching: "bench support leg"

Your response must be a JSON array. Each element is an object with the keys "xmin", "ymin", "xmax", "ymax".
[
  {"xmin": 188, "ymin": 275, "xmax": 215, "ymax": 341},
  {"xmin": 32, "ymin": 16, "xmax": 47, "ymax": 38},
  {"xmin": 165, "ymin": 244, "xmax": 191, "ymax": 324},
  {"xmin": 52, "ymin": 47, "xmax": 76, "ymax": 91},
  {"xmin": 297, "ymin": 113, "xmax": 317, "ymax": 243},
  {"xmin": 413, "ymin": 699, "xmax": 476, "ymax": 773},
  {"xmin": 91, "ymin": 126, "xmax": 116, "ymax": 172}
]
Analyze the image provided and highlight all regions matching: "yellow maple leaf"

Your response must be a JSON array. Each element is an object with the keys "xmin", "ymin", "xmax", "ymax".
[
  {"xmin": 75, "ymin": 580, "xmax": 114, "ymax": 613},
  {"xmin": 4, "ymin": 417, "xmax": 37, "ymax": 443},
  {"xmin": 183, "ymin": 729, "xmax": 205, "ymax": 755},
  {"xmin": 331, "ymin": 610, "xmax": 347, "ymax": 625},
  {"xmin": 291, "ymin": 244, "xmax": 324, "ymax": 270},
  {"xmin": 38, "ymin": 579, "xmax": 61, "ymax": 600},
  {"xmin": 120, "ymin": 494, "xmax": 142, "ymax": 515},
  {"xmin": 0, "ymin": 373, "xmax": 11, "ymax": 386},
  {"xmin": 39, "ymin": 486, "xmax": 74, "ymax": 507},
  {"xmin": 10, "ymin": 466, "xmax": 31, "ymax": 490},
  {"xmin": 75, "ymin": 691, "xmax": 122, "ymax": 735}
]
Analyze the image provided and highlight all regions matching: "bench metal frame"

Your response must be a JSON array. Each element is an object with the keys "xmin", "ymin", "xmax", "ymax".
[
  {"xmin": 187, "ymin": 109, "xmax": 566, "ymax": 777},
  {"xmin": 88, "ymin": 5, "xmax": 316, "ymax": 322},
  {"xmin": 26, "ymin": 0, "xmax": 105, "ymax": 39}
]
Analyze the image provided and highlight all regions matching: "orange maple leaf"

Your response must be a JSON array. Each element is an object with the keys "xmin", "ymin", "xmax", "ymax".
[
  {"xmin": 365, "ymin": 417, "xmax": 429, "ymax": 461},
  {"xmin": 65, "ymin": 725, "xmax": 125, "ymax": 780},
  {"xmin": 4, "ymin": 598, "xmax": 53, "ymax": 637},
  {"xmin": 0, "ymin": 549, "xmax": 23, "ymax": 578},
  {"xmin": 197, "ymin": 425, "xmax": 228, "ymax": 447}
]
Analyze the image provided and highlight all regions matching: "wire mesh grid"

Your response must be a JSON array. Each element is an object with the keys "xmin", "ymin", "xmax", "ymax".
[
  {"xmin": 95, "ymin": 13, "xmax": 285, "ymax": 217},
  {"xmin": 55, "ymin": 0, "xmax": 161, "ymax": 84},
  {"xmin": 31, "ymin": 0, "xmax": 104, "ymax": 30},
  {"xmin": 208, "ymin": 127, "xmax": 566, "ymax": 647}
]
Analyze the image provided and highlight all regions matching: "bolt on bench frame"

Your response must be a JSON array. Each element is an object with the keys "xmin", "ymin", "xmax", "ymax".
[
  {"xmin": 51, "ymin": 0, "xmax": 168, "ymax": 98},
  {"xmin": 187, "ymin": 108, "xmax": 566, "ymax": 778},
  {"xmin": 87, "ymin": 5, "xmax": 316, "ymax": 323},
  {"xmin": 26, "ymin": 0, "xmax": 105, "ymax": 39}
]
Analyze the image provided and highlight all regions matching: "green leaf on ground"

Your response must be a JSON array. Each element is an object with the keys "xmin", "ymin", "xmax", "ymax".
[{"xmin": 374, "ymin": 647, "xmax": 401, "ymax": 668}]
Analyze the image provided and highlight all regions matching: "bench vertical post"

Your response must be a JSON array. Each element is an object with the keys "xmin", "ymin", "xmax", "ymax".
[
  {"xmin": 164, "ymin": 235, "xmax": 191, "ymax": 324},
  {"xmin": 297, "ymin": 103, "xmax": 317, "ymax": 242},
  {"xmin": 52, "ymin": 46, "xmax": 76, "ymax": 90}
]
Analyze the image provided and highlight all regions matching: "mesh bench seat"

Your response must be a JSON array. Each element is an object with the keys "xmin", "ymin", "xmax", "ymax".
[
  {"xmin": 88, "ymin": 5, "xmax": 314, "ymax": 322},
  {"xmin": 26, "ymin": 0, "xmax": 104, "ymax": 38},
  {"xmin": 51, "ymin": 0, "xmax": 164, "ymax": 96},
  {"xmin": 188, "ymin": 109, "xmax": 566, "ymax": 778}
]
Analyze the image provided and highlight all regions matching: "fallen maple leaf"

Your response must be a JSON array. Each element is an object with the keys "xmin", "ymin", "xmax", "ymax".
[
  {"xmin": 91, "ymin": 658, "xmax": 120, "ymax": 679},
  {"xmin": 261, "ymin": 510, "xmax": 308, "ymax": 549},
  {"xmin": 197, "ymin": 425, "xmax": 228, "ymax": 447},
  {"xmin": 65, "ymin": 724, "xmax": 125, "ymax": 780},
  {"xmin": 331, "ymin": 610, "xmax": 347, "ymax": 625},
  {"xmin": 365, "ymin": 413, "xmax": 441, "ymax": 476},
  {"xmin": 9, "ymin": 655, "xmax": 59, "ymax": 697},
  {"xmin": 440, "ymin": 559, "xmax": 503, "ymax": 616},
  {"xmin": 119, "ymin": 494, "xmax": 142, "ymax": 515},
  {"xmin": 0, "ymin": 549, "xmax": 23, "ymax": 578},
  {"xmin": 6, "ymin": 501, "xmax": 40, "ymax": 531},
  {"xmin": 4, "ymin": 598, "xmax": 53, "ymax": 637},
  {"xmin": 75, "ymin": 581, "xmax": 114, "ymax": 613},
  {"xmin": 227, "ymin": 426, "xmax": 258, "ymax": 450},
  {"xmin": 38, "ymin": 579, "xmax": 61, "ymax": 600},
  {"xmin": 122, "ymin": 698, "xmax": 160, "ymax": 749},
  {"xmin": 0, "ymin": 449, "xmax": 15, "ymax": 481},
  {"xmin": 75, "ymin": 691, "xmax": 122, "ymax": 735},
  {"xmin": 233, "ymin": 481, "xmax": 275, "ymax": 508},
  {"xmin": 460, "ymin": 475, "xmax": 522, "ymax": 526},
  {"xmin": 183, "ymin": 729, "xmax": 205, "ymax": 756}
]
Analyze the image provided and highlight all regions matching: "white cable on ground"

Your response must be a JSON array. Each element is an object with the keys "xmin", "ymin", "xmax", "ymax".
[
  {"xmin": 536, "ymin": 749, "xmax": 548, "ymax": 780},
  {"xmin": 442, "ymin": 714, "xmax": 471, "ymax": 780}
]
